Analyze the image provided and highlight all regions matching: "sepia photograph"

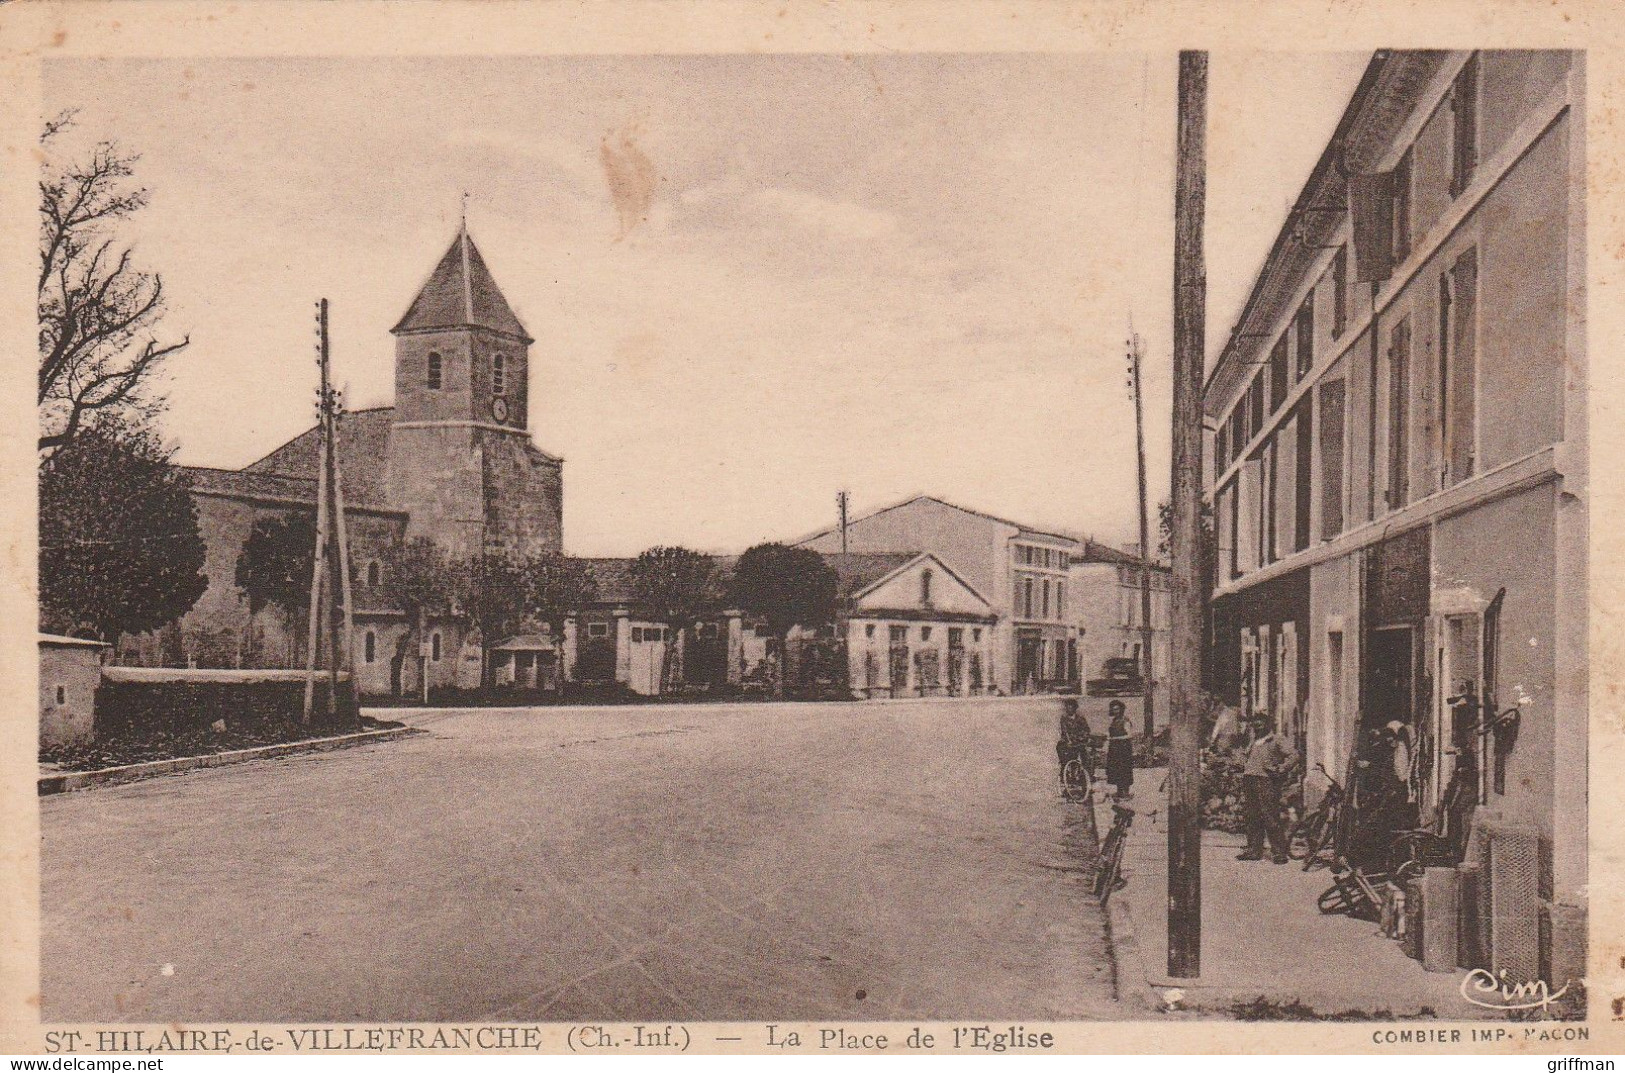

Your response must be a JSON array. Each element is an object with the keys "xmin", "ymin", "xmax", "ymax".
[{"xmin": 2, "ymin": 0, "xmax": 1610, "ymax": 1057}]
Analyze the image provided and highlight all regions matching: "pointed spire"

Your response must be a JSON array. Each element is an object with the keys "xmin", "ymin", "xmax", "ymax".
[{"xmin": 391, "ymin": 225, "xmax": 532, "ymax": 343}]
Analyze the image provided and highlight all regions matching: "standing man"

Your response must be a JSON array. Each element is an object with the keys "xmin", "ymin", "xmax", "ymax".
[{"xmin": 1238, "ymin": 712, "xmax": 1293, "ymax": 864}]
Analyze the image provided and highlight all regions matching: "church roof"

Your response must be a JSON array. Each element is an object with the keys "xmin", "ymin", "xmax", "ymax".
[
  {"xmin": 390, "ymin": 228, "xmax": 533, "ymax": 343},
  {"xmin": 243, "ymin": 406, "xmax": 396, "ymax": 506}
]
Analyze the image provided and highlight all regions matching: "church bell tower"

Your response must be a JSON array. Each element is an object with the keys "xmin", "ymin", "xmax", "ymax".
[{"xmin": 386, "ymin": 226, "xmax": 563, "ymax": 559}]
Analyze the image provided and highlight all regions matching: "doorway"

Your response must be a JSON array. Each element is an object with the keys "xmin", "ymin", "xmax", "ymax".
[{"xmin": 1366, "ymin": 626, "xmax": 1415, "ymax": 728}]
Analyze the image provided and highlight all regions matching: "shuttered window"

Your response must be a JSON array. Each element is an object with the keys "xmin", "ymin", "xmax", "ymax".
[{"xmin": 1442, "ymin": 247, "xmax": 1479, "ymax": 484}]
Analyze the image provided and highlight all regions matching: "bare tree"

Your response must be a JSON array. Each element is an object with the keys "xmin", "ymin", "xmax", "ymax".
[{"xmin": 38, "ymin": 112, "xmax": 189, "ymax": 452}]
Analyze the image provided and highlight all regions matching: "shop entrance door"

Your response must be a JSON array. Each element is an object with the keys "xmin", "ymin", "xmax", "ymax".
[{"xmin": 1015, "ymin": 630, "xmax": 1042, "ymax": 693}]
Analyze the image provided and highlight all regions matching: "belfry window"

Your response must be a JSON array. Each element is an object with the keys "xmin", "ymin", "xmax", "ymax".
[
  {"xmin": 493, "ymin": 353, "xmax": 506, "ymax": 396},
  {"xmin": 427, "ymin": 351, "xmax": 442, "ymax": 390}
]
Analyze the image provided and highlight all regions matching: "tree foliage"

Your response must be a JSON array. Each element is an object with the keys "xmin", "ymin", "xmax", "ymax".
[
  {"xmin": 235, "ymin": 512, "xmax": 318, "ymax": 619},
  {"xmin": 1157, "ymin": 497, "xmax": 1214, "ymax": 563},
  {"xmin": 729, "ymin": 543, "xmax": 837, "ymax": 641},
  {"xmin": 457, "ymin": 553, "xmax": 531, "ymax": 689},
  {"xmin": 630, "ymin": 545, "xmax": 717, "ymax": 688},
  {"xmin": 381, "ymin": 537, "xmax": 458, "ymax": 624},
  {"xmin": 630, "ymin": 546, "xmax": 717, "ymax": 630},
  {"xmin": 38, "ymin": 112, "xmax": 189, "ymax": 452},
  {"xmin": 524, "ymin": 553, "xmax": 598, "ymax": 640},
  {"xmin": 39, "ymin": 420, "xmax": 207, "ymax": 641}
]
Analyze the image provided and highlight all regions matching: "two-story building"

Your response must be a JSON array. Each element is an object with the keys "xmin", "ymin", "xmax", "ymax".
[
  {"xmin": 797, "ymin": 496, "xmax": 1079, "ymax": 694},
  {"xmin": 1203, "ymin": 50, "xmax": 1584, "ymax": 984},
  {"xmin": 1070, "ymin": 542, "xmax": 1171, "ymax": 727}
]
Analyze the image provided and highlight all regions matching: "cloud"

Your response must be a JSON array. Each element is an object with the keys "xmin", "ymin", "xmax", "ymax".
[
  {"xmin": 675, "ymin": 176, "xmax": 899, "ymax": 246},
  {"xmin": 751, "ymin": 187, "xmax": 899, "ymax": 243},
  {"xmin": 442, "ymin": 126, "xmax": 601, "ymax": 194}
]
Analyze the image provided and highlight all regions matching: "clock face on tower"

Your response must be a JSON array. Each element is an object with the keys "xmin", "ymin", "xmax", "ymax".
[{"xmin": 491, "ymin": 396, "xmax": 509, "ymax": 424}]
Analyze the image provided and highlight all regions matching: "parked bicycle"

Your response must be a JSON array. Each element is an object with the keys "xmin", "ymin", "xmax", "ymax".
[
  {"xmin": 1385, "ymin": 762, "xmax": 1477, "ymax": 882},
  {"xmin": 1093, "ymin": 803, "xmax": 1135, "ymax": 905},
  {"xmin": 1315, "ymin": 856, "xmax": 1390, "ymax": 923},
  {"xmin": 1287, "ymin": 763, "xmax": 1345, "ymax": 871}
]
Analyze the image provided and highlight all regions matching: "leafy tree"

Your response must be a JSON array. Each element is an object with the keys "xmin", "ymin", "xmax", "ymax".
[
  {"xmin": 38, "ymin": 113, "xmax": 189, "ymax": 452},
  {"xmin": 728, "ymin": 543, "xmax": 837, "ymax": 697},
  {"xmin": 524, "ymin": 553, "xmax": 598, "ymax": 643},
  {"xmin": 234, "ymin": 511, "xmax": 317, "ymax": 665},
  {"xmin": 39, "ymin": 420, "xmax": 207, "ymax": 642},
  {"xmin": 236, "ymin": 512, "xmax": 316, "ymax": 617},
  {"xmin": 381, "ymin": 537, "xmax": 459, "ymax": 697},
  {"xmin": 457, "ymin": 552, "xmax": 531, "ymax": 690},
  {"xmin": 629, "ymin": 546, "xmax": 717, "ymax": 691}
]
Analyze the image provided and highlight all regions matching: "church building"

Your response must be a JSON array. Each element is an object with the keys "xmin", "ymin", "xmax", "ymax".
[{"xmin": 115, "ymin": 227, "xmax": 564, "ymax": 697}]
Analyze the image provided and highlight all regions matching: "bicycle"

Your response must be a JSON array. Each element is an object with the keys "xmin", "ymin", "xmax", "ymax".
[
  {"xmin": 1386, "ymin": 767, "xmax": 1474, "ymax": 882},
  {"xmin": 1060, "ymin": 756, "xmax": 1094, "ymax": 801},
  {"xmin": 1058, "ymin": 738, "xmax": 1097, "ymax": 802},
  {"xmin": 1288, "ymin": 763, "xmax": 1345, "ymax": 870},
  {"xmin": 1316, "ymin": 857, "xmax": 1390, "ymax": 923},
  {"xmin": 1387, "ymin": 828, "xmax": 1455, "ymax": 885},
  {"xmin": 1093, "ymin": 803, "xmax": 1135, "ymax": 905}
]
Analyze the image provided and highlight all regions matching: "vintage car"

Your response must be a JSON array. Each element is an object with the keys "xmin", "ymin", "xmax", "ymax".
[{"xmin": 1085, "ymin": 656, "xmax": 1145, "ymax": 697}]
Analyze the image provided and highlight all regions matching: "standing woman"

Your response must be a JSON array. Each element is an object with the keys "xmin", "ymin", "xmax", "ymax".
[{"xmin": 1106, "ymin": 699, "xmax": 1134, "ymax": 801}]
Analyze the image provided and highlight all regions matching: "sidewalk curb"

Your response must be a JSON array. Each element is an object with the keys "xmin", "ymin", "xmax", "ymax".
[
  {"xmin": 38, "ymin": 726, "xmax": 425, "ymax": 796},
  {"xmin": 1106, "ymin": 891, "xmax": 1166, "ymax": 1013}
]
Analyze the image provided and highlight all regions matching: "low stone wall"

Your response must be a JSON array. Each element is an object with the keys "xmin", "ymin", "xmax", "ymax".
[{"xmin": 97, "ymin": 668, "xmax": 359, "ymax": 739}]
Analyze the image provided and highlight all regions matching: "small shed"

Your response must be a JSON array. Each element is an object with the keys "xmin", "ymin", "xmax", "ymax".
[
  {"xmin": 492, "ymin": 634, "xmax": 559, "ymax": 691},
  {"xmin": 39, "ymin": 634, "xmax": 108, "ymax": 749}
]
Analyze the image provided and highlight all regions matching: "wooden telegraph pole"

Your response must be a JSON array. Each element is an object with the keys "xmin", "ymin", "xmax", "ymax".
[
  {"xmin": 1167, "ymin": 49, "xmax": 1208, "ymax": 979},
  {"xmin": 1129, "ymin": 332, "xmax": 1155, "ymax": 740},
  {"xmin": 301, "ymin": 298, "xmax": 357, "ymax": 724}
]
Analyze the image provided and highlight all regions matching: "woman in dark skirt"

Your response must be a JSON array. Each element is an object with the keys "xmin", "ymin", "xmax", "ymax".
[{"xmin": 1105, "ymin": 700, "xmax": 1134, "ymax": 801}]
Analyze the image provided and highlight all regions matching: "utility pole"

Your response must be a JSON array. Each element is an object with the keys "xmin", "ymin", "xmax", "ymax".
[
  {"xmin": 1128, "ymin": 332, "xmax": 1155, "ymax": 740},
  {"xmin": 837, "ymin": 490, "xmax": 850, "ymax": 554},
  {"xmin": 1167, "ymin": 49, "xmax": 1208, "ymax": 980},
  {"xmin": 301, "ymin": 298, "xmax": 356, "ymax": 724}
]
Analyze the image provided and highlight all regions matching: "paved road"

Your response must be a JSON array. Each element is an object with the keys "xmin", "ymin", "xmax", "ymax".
[{"xmin": 41, "ymin": 698, "xmax": 1118, "ymax": 1022}]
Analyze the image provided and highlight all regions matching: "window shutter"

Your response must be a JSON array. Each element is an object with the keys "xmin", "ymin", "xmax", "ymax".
[
  {"xmin": 1349, "ymin": 170, "xmax": 1394, "ymax": 283},
  {"xmin": 1448, "ymin": 248, "xmax": 1479, "ymax": 481}
]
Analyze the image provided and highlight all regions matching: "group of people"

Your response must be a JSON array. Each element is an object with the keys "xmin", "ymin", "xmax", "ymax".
[{"xmin": 1055, "ymin": 697, "xmax": 1137, "ymax": 801}]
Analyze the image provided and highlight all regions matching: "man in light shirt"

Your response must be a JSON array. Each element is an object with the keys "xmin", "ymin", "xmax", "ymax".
[{"xmin": 1237, "ymin": 712, "xmax": 1293, "ymax": 864}]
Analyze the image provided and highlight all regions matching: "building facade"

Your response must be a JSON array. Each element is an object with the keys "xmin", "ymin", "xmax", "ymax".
[
  {"xmin": 796, "ymin": 494, "xmax": 1167, "ymax": 697},
  {"xmin": 543, "ymin": 551, "xmax": 998, "ymax": 700},
  {"xmin": 1069, "ymin": 544, "xmax": 1171, "ymax": 728},
  {"xmin": 796, "ymin": 496, "xmax": 1078, "ymax": 694},
  {"xmin": 1203, "ymin": 50, "xmax": 1585, "ymax": 977}
]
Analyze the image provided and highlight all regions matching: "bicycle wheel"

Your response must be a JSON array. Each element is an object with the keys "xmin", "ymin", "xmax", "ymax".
[
  {"xmin": 1302, "ymin": 808, "xmax": 1340, "ymax": 871},
  {"xmin": 1287, "ymin": 810, "xmax": 1325, "ymax": 860},
  {"xmin": 1061, "ymin": 758, "xmax": 1091, "ymax": 801},
  {"xmin": 1317, "ymin": 880, "xmax": 1353, "ymax": 915}
]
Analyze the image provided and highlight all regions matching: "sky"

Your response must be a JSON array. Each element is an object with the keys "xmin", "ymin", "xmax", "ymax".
[{"xmin": 45, "ymin": 51, "xmax": 1368, "ymax": 556}]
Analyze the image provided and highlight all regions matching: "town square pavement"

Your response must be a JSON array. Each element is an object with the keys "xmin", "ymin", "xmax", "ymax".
[{"xmin": 40, "ymin": 697, "xmax": 1120, "ymax": 1023}]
